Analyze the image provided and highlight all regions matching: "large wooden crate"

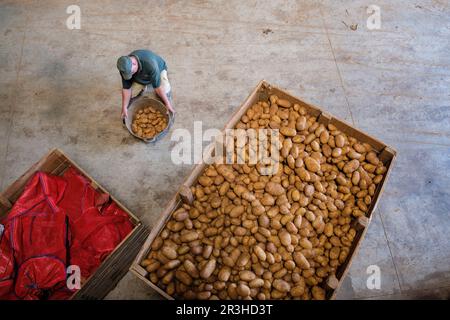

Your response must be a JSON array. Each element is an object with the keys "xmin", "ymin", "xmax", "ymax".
[
  {"xmin": 130, "ymin": 80, "xmax": 396, "ymax": 300},
  {"xmin": 0, "ymin": 148, "xmax": 149, "ymax": 300}
]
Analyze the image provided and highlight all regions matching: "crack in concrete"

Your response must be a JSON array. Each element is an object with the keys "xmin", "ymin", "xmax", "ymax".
[
  {"xmin": 318, "ymin": 4, "xmax": 356, "ymax": 126},
  {"xmin": 377, "ymin": 208, "xmax": 404, "ymax": 293}
]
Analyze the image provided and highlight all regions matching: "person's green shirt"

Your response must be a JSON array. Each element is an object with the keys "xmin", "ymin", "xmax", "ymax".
[{"xmin": 120, "ymin": 49, "xmax": 167, "ymax": 89}]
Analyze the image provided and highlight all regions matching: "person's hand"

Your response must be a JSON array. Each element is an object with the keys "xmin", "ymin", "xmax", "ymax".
[
  {"xmin": 121, "ymin": 108, "xmax": 128, "ymax": 119},
  {"xmin": 167, "ymin": 105, "xmax": 176, "ymax": 114}
]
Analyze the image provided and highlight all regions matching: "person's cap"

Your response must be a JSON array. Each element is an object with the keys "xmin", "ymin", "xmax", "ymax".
[{"xmin": 117, "ymin": 56, "xmax": 133, "ymax": 80}]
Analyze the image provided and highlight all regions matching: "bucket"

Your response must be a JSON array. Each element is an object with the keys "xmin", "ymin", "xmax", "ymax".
[{"xmin": 123, "ymin": 95, "xmax": 174, "ymax": 143}]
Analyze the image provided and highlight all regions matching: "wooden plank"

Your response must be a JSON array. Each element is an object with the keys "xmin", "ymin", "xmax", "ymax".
[
  {"xmin": 179, "ymin": 185, "xmax": 193, "ymax": 205},
  {"xmin": 379, "ymin": 146, "xmax": 397, "ymax": 163},
  {"xmin": 0, "ymin": 194, "xmax": 12, "ymax": 215},
  {"xmin": 325, "ymin": 275, "xmax": 339, "ymax": 290},
  {"xmin": 318, "ymin": 112, "xmax": 332, "ymax": 125},
  {"xmin": 133, "ymin": 265, "xmax": 147, "ymax": 278},
  {"xmin": 355, "ymin": 216, "xmax": 369, "ymax": 230},
  {"xmin": 50, "ymin": 159, "xmax": 70, "ymax": 176},
  {"xmin": 0, "ymin": 194, "xmax": 12, "ymax": 210}
]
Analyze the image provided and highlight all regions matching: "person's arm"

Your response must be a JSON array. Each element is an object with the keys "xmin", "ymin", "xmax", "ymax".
[
  {"xmin": 121, "ymin": 88, "xmax": 132, "ymax": 119},
  {"xmin": 155, "ymin": 86, "xmax": 175, "ymax": 114}
]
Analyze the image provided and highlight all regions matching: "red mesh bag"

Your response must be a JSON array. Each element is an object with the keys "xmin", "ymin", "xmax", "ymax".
[
  {"xmin": 6, "ymin": 172, "xmax": 68, "ymax": 300},
  {"xmin": 0, "ymin": 232, "xmax": 15, "ymax": 299},
  {"xmin": 15, "ymin": 256, "xmax": 67, "ymax": 300}
]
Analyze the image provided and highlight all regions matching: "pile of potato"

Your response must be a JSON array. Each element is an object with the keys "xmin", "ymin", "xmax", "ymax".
[
  {"xmin": 141, "ymin": 95, "xmax": 387, "ymax": 300},
  {"xmin": 132, "ymin": 106, "xmax": 167, "ymax": 139}
]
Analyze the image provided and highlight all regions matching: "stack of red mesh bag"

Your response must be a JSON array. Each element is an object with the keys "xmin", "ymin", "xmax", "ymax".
[{"xmin": 0, "ymin": 168, "xmax": 133, "ymax": 300}]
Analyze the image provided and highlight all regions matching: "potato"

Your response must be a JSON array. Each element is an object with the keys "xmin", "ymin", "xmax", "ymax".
[
  {"xmin": 366, "ymin": 151, "xmax": 380, "ymax": 165},
  {"xmin": 230, "ymin": 205, "xmax": 245, "ymax": 218},
  {"xmin": 180, "ymin": 231, "xmax": 199, "ymax": 242},
  {"xmin": 300, "ymin": 238, "xmax": 313, "ymax": 249},
  {"xmin": 183, "ymin": 260, "xmax": 199, "ymax": 278},
  {"xmin": 291, "ymin": 285, "xmax": 305, "ymax": 297},
  {"xmin": 218, "ymin": 266, "xmax": 231, "ymax": 282},
  {"xmin": 175, "ymin": 270, "xmax": 193, "ymax": 286},
  {"xmin": 335, "ymin": 135, "xmax": 345, "ymax": 148},
  {"xmin": 200, "ymin": 259, "xmax": 216, "ymax": 279},
  {"xmin": 278, "ymin": 230, "xmax": 291, "ymax": 247},
  {"xmin": 161, "ymin": 246, "xmax": 177, "ymax": 260},
  {"xmin": 141, "ymin": 259, "xmax": 152, "ymax": 268},
  {"xmin": 304, "ymin": 157, "xmax": 320, "ymax": 173},
  {"xmin": 146, "ymin": 261, "xmax": 161, "ymax": 273},
  {"xmin": 151, "ymin": 237, "xmax": 163, "ymax": 251},
  {"xmin": 304, "ymin": 184, "xmax": 315, "ymax": 197},
  {"xmin": 261, "ymin": 193, "xmax": 275, "ymax": 206},
  {"xmin": 237, "ymin": 283, "xmax": 251, "ymax": 297},
  {"xmin": 254, "ymin": 245, "xmax": 267, "ymax": 261},
  {"xmin": 273, "ymin": 279, "xmax": 291, "ymax": 293},
  {"xmin": 277, "ymin": 99, "xmax": 292, "ymax": 108},
  {"xmin": 198, "ymin": 176, "xmax": 213, "ymax": 187},
  {"xmin": 319, "ymin": 130, "xmax": 329, "ymax": 144},
  {"xmin": 293, "ymin": 252, "xmax": 310, "ymax": 269},
  {"xmin": 216, "ymin": 165, "xmax": 236, "ymax": 182},
  {"xmin": 240, "ymin": 270, "xmax": 256, "ymax": 281},
  {"xmin": 236, "ymin": 252, "xmax": 251, "ymax": 267},
  {"xmin": 343, "ymin": 159, "xmax": 360, "ymax": 174},
  {"xmin": 280, "ymin": 127, "xmax": 297, "ymax": 137},
  {"xmin": 249, "ymin": 278, "xmax": 265, "ymax": 288},
  {"xmin": 311, "ymin": 286, "xmax": 326, "ymax": 300},
  {"xmin": 173, "ymin": 208, "xmax": 188, "ymax": 222},
  {"xmin": 164, "ymin": 260, "xmax": 181, "ymax": 270},
  {"xmin": 265, "ymin": 182, "xmax": 285, "ymax": 196}
]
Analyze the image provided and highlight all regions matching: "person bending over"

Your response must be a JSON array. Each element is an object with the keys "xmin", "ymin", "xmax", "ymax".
[{"xmin": 117, "ymin": 49, "xmax": 175, "ymax": 119}]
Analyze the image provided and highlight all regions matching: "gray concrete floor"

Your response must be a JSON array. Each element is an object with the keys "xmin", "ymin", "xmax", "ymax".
[{"xmin": 0, "ymin": 0, "xmax": 449, "ymax": 300}]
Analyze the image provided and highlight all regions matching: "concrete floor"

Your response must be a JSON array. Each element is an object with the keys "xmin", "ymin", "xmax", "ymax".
[{"xmin": 0, "ymin": 0, "xmax": 449, "ymax": 300}]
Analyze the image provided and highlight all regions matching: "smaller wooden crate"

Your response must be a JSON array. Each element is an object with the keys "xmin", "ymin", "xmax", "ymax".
[
  {"xmin": 0, "ymin": 148, "xmax": 149, "ymax": 300},
  {"xmin": 130, "ymin": 81, "xmax": 396, "ymax": 300}
]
